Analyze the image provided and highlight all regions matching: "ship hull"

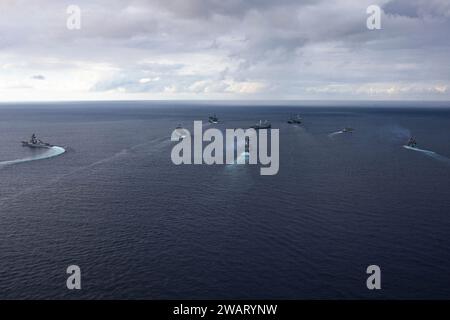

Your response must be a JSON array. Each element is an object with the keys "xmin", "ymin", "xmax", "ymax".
[{"xmin": 22, "ymin": 142, "xmax": 52, "ymax": 149}]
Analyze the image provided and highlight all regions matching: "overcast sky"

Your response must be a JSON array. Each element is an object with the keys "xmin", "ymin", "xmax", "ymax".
[{"xmin": 0, "ymin": 0, "xmax": 449, "ymax": 101}]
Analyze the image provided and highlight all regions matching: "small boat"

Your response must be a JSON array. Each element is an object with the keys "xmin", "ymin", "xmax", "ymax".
[
  {"xmin": 406, "ymin": 137, "xmax": 417, "ymax": 148},
  {"xmin": 287, "ymin": 115, "xmax": 302, "ymax": 124},
  {"xmin": 208, "ymin": 114, "xmax": 219, "ymax": 124},
  {"xmin": 21, "ymin": 134, "xmax": 53, "ymax": 148},
  {"xmin": 175, "ymin": 124, "xmax": 187, "ymax": 140},
  {"xmin": 342, "ymin": 127, "xmax": 354, "ymax": 133},
  {"xmin": 251, "ymin": 120, "xmax": 271, "ymax": 130}
]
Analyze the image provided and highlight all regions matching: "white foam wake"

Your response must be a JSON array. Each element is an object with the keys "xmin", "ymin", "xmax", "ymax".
[
  {"xmin": 0, "ymin": 146, "xmax": 66, "ymax": 167},
  {"xmin": 235, "ymin": 151, "xmax": 250, "ymax": 164},
  {"xmin": 403, "ymin": 145, "xmax": 450, "ymax": 164},
  {"xmin": 328, "ymin": 131, "xmax": 343, "ymax": 137}
]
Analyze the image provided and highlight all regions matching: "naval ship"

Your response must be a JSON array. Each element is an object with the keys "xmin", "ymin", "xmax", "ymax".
[
  {"xmin": 251, "ymin": 120, "xmax": 271, "ymax": 130},
  {"xmin": 21, "ymin": 134, "xmax": 53, "ymax": 148},
  {"xmin": 407, "ymin": 137, "xmax": 417, "ymax": 148},
  {"xmin": 208, "ymin": 114, "xmax": 219, "ymax": 124},
  {"xmin": 175, "ymin": 124, "xmax": 188, "ymax": 140},
  {"xmin": 287, "ymin": 115, "xmax": 302, "ymax": 124}
]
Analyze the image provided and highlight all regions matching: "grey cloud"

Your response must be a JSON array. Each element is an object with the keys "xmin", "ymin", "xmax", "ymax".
[
  {"xmin": 151, "ymin": 0, "xmax": 317, "ymax": 19},
  {"xmin": 383, "ymin": 0, "xmax": 450, "ymax": 18},
  {"xmin": 383, "ymin": 0, "xmax": 421, "ymax": 18},
  {"xmin": 1, "ymin": 0, "xmax": 449, "ymax": 100},
  {"xmin": 90, "ymin": 62, "xmax": 186, "ymax": 92}
]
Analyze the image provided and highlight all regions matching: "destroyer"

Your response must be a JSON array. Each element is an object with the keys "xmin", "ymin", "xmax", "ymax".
[
  {"xmin": 406, "ymin": 137, "xmax": 417, "ymax": 148},
  {"xmin": 208, "ymin": 114, "xmax": 219, "ymax": 124},
  {"xmin": 174, "ymin": 124, "xmax": 188, "ymax": 140},
  {"xmin": 251, "ymin": 120, "xmax": 271, "ymax": 130},
  {"xmin": 287, "ymin": 115, "xmax": 302, "ymax": 124},
  {"xmin": 21, "ymin": 134, "xmax": 53, "ymax": 148}
]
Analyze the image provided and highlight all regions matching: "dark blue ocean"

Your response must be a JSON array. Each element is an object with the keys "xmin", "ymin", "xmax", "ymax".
[{"xmin": 0, "ymin": 101, "xmax": 449, "ymax": 299}]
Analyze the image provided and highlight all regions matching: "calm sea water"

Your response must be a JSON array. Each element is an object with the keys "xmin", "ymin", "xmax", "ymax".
[{"xmin": 0, "ymin": 101, "xmax": 449, "ymax": 299}]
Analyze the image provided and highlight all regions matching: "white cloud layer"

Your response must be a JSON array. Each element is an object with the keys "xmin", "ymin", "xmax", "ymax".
[{"xmin": 0, "ymin": 0, "xmax": 449, "ymax": 101}]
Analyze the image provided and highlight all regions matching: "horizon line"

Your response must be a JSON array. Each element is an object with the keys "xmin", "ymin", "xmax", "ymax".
[{"xmin": 1, "ymin": 99, "xmax": 450, "ymax": 105}]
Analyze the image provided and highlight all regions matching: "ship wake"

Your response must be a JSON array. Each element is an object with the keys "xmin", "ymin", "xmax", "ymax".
[
  {"xmin": 403, "ymin": 145, "xmax": 450, "ymax": 164},
  {"xmin": 328, "ymin": 130, "xmax": 343, "ymax": 137},
  {"xmin": 0, "ymin": 146, "xmax": 66, "ymax": 168}
]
